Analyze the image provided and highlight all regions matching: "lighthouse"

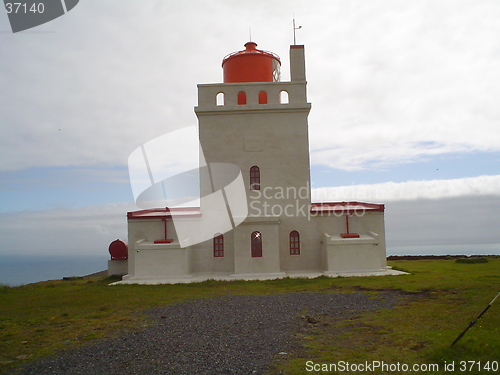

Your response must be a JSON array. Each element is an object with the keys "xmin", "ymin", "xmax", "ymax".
[
  {"xmin": 195, "ymin": 41, "xmax": 313, "ymax": 276},
  {"xmin": 117, "ymin": 41, "xmax": 393, "ymax": 284}
]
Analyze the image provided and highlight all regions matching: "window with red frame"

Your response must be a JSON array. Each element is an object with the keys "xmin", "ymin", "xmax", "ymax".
[
  {"xmin": 251, "ymin": 231, "xmax": 262, "ymax": 257},
  {"xmin": 213, "ymin": 233, "xmax": 224, "ymax": 257},
  {"xmin": 250, "ymin": 166, "xmax": 260, "ymax": 190},
  {"xmin": 290, "ymin": 230, "xmax": 300, "ymax": 255}
]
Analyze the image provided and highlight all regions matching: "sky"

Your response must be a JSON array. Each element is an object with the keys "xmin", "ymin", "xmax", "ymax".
[{"xmin": 1, "ymin": 0, "xmax": 499, "ymax": 257}]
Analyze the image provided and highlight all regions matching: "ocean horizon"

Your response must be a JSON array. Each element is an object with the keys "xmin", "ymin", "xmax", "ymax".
[
  {"xmin": 0, "ymin": 254, "xmax": 109, "ymax": 287},
  {"xmin": 1, "ymin": 243, "xmax": 499, "ymax": 287}
]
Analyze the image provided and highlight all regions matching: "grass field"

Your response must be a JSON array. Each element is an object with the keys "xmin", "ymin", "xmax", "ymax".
[{"xmin": 1, "ymin": 258, "xmax": 499, "ymax": 374}]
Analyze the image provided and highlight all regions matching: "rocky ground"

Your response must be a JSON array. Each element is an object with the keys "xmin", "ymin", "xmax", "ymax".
[{"xmin": 11, "ymin": 292, "xmax": 400, "ymax": 375}]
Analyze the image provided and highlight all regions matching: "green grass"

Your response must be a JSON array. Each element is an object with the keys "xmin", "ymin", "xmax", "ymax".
[
  {"xmin": 455, "ymin": 257, "xmax": 489, "ymax": 264},
  {"xmin": 267, "ymin": 258, "xmax": 500, "ymax": 374},
  {"xmin": 1, "ymin": 258, "xmax": 499, "ymax": 374}
]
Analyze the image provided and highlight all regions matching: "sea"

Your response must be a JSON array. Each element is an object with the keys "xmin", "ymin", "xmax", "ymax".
[
  {"xmin": 0, "ymin": 254, "xmax": 109, "ymax": 287},
  {"xmin": 0, "ymin": 243, "xmax": 499, "ymax": 287}
]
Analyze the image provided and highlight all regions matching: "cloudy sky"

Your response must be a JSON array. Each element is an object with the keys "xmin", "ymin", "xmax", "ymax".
[{"xmin": 1, "ymin": 0, "xmax": 499, "ymax": 257}]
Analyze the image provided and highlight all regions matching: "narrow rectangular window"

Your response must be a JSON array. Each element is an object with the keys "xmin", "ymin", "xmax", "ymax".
[
  {"xmin": 216, "ymin": 92, "xmax": 224, "ymax": 106},
  {"xmin": 280, "ymin": 90, "xmax": 289, "ymax": 104},
  {"xmin": 251, "ymin": 231, "xmax": 262, "ymax": 257},
  {"xmin": 290, "ymin": 230, "xmax": 300, "ymax": 255},
  {"xmin": 258, "ymin": 91, "xmax": 268, "ymax": 104},
  {"xmin": 238, "ymin": 91, "xmax": 247, "ymax": 105},
  {"xmin": 213, "ymin": 233, "xmax": 224, "ymax": 257},
  {"xmin": 250, "ymin": 166, "xmax": 260, "ymax": 190}
]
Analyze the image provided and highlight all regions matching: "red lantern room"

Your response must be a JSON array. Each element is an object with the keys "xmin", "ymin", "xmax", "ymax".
[{"xmin": 222, "ymin": 42, "xmax": 281, "ymax": 83}]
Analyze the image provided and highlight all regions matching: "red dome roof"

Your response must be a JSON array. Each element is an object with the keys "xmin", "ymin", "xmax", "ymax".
[{"xmin": 222, "ymin": 42, "xmax": 281, "ymax": 83}]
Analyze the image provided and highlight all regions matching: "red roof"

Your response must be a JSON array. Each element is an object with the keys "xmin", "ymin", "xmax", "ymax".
[
  {"xmin": 128, "ymin": 202, "xmax": 384, "ymax": 220},
  {"xmin": 310, "ymin": 201, "xmax": 384, "ymax": 214},
  {"xmin": 222, "ymin": 41, "xmax": 281, "ymax": 66},
  {"xmin": 127, "ymin": 207, "xmax": 201, "ymax": 219}
]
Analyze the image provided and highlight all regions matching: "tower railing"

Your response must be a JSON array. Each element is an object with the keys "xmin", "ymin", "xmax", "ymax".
[{"xmin": 196, "ymin": 81, "xmax": 309, "ymax": 109}]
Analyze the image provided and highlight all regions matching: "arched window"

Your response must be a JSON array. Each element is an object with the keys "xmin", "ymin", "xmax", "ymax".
[
  {"xmin": 258, "ymin": 91, "xmax": 268, "ymax": 104},
  {"xmin": 290, "ymin": 230, "xmax": 300, "ymax": 255},
  {"xmin": 250, "ymin": 166, "xmax": 260, "ymax": 190},
  {"xmin": 238, "ymin": 91, "xmax": 247, "ymax": 105},
  {"xmin": 213, "ymin": 233, "xmax": 224, "ymax": 257},
  {"xmin": 216, "ymin": 92, "xmax": 224, "ymax": 106},
  {"xmin": 251, "ymin": 231, "xmax": 262, "ymax": 257},
  {"xmin": 279, "ymin": 90, "xmax": 289, "ymax": 104}
]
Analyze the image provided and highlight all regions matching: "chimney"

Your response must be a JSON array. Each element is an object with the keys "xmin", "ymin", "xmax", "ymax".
[{"xmin": 290, "ymin": 45, "xmax": 306, "ymax": 82}]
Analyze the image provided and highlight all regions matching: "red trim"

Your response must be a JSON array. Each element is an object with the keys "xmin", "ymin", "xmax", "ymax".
[
  {"xmin": 127, "ymin": 207, "xmax": 201, "ymax": 219},
  {"xmin": 154, "ymin": 239, "xmax": 174, "ymax": 244},
  {"xmin": 290, "ymin": 45, "xmax": 305, "ymax": 49},
  {"xmin": 310, "ymin": 201, "xmax": 384, "ymax": 214},
  {"xmin": 341, "ymin": 233, "xmax": 360, "ymax": 239},
  {"xmin": 340, "ymin": 214, "xmax": 360, "ymax": 238},
  {"xmin": 153, "ymin": 217, "xmax": 174, "ymax": 244}
]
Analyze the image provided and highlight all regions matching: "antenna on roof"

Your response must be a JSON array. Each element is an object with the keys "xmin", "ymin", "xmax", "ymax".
[
  {"xmin": 249, "ymin": 27, "xmax": 252, "ymax": 42},
  {"xmin": 293, "ymin": 15, "xmax": 302, "ymax": 45}
]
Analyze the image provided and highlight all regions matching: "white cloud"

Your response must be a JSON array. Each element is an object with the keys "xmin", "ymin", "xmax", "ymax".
[
  {"xmin": 0, "ymin": 203, "xmax": 135, "ymax": 256},
  {"xmin": 306, "ymin": 0, "xmax": 500, "ymax": 170},
  {"xmin": 312, "ymin": 175, "xmax": 500, "ymax": 202},
  {"xmin": 385, "ymin": 195, "xmax": 500, "ymax": 247},
  {"xmin": 1, "ymin": 0, "xmax": 500, "ymax": 173},
  {"xmin": 2, "ymin": 1, "xmax": 500, "ymax": 259},
  {"xmin": 1, "ymin": 184, "xmax": 499, "ymax": 257}
]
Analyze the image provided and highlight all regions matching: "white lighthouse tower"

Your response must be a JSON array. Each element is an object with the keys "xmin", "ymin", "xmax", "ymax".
[
  {"xmin": 117, "ymin": 41, "xmax": 393, "ymax": 284},
  {"xmin": 195, "ymin": 42, "xmax": 314, "ymax": 276}
]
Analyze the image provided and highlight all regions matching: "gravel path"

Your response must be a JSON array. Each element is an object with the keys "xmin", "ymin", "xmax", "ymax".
[{"xmin": 13, "ymin": 292, "xmax": 399, "ymax": 375}]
